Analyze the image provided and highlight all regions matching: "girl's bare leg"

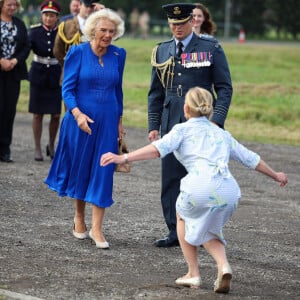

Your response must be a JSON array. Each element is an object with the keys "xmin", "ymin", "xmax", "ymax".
[
  {"xmin": 203, "ymin": 239, "xmax": 228, "ymax": 274},
  {"xmin": 177, "ymin": 214, "xmax": 200, "ymax": 278}
]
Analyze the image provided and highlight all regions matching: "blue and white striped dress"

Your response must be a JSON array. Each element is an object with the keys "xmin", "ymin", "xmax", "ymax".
[{"xmin": 152, "ymin": 117, "xmax": 260, "ymax": 246}]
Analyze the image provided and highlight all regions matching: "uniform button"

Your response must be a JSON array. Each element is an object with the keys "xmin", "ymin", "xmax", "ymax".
[
  {"xmin": 47, "ymin": 32, "xmax": 50, "ymax": 36},
  {"xmin": 178, "ymin": 73, "xmax": 182, "ymax": 76},
  {"xmin": 47, "ymin": 56, "xmax": 51, "ymax": 59},
  {"xmin": 48, "ymin": 48, "xmax": 51, "ymax": 52},
  {"xmin": 178, "ymin": 61, "xmax": 182, "ymax": 65},
  {"xmin": 47, "ymin": 64, "xmax": 50, "ymax": 68},
  {"xmin": 48, "ymin": 41, "xmax": 51, "ymax": 44}
]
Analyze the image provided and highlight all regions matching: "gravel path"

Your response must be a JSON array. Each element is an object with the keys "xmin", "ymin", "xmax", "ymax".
[{"xmin": 0, "ymin": 113, "xmax": 299, "ymax": 300}]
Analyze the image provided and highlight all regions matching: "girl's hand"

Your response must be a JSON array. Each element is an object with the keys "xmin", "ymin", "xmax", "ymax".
[
  {"xmin": 275, "ymin": 172, "xmax": 288, "ymax": 187},
  {"xmin": 100, "ymin": 152, "xmax": 125, "ymax": 166}
]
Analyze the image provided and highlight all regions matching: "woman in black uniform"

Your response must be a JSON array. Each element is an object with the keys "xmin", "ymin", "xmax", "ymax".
[{"xmin": 28, "ymin": 0, "xmax": 62, "ymax": 161}]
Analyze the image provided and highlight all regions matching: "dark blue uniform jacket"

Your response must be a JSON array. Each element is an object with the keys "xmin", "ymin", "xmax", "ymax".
[
  {"xmin": 28, "ymin": 24, "xmax": 61, "ymax": 89},
  {"xmin": 148, "ymin": 33, "xmax": 232, "ymax": 135}
]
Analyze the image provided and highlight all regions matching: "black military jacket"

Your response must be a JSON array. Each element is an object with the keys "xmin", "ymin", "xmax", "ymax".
[{"xmin": 28, "ymin": 24, "xmax": 61, "ymax": 88}]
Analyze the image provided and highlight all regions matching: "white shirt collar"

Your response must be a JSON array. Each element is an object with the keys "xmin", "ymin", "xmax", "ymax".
[{"xmin": 77, "ymin": 15, "xmax": 86, "ymax": 32}]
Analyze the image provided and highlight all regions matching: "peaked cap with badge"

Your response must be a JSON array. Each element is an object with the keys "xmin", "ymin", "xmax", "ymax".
[
  {"xmin": 40, "ymin": 0, "xmax": 61, "ymax": 14},
  {"xmin": 81, "ymin": 0, "xmax": 99, "ymax": 7},
  {"xmin": 162, "ymin": 3, "xmax": 196, "ymax": 24}
]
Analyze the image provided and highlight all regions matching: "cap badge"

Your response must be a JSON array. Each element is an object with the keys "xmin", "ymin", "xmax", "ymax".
[
  {"xmin": 49, "ymin": 1, "xmax": 53, "ymax": 8},
  {"xmin": 173, "ymin": 7, "xmax": 181, "ymax": 15}
]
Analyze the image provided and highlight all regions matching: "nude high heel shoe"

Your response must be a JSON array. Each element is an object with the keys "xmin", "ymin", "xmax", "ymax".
[
  {"xmin": 89, "ymin": 230, "xmax": 109, "ymax": 249},
  {"xmin": 214, "ymin": 264, "xmax": 232, "ymax": 293},
  {"xmin": 72, "ymin": 219, "xmax": 89, "ymax": 239}
]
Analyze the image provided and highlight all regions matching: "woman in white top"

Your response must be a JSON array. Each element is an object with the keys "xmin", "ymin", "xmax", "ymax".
[{"xmin": 100, "ymin": 87, "xmax": 288, "ymax": 294}]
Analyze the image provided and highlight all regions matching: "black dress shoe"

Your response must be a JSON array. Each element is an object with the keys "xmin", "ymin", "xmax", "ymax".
[
  {"xmin": 154, "ymin": 236, "xmax": 179, "ymax": 247},
  {"xmin": 0, "ymin": 154, "xmax": 13, "ymax": 163},
  {"xmin": 46, "ymin": 145, "xmax": 54, "ymax": 159},
  {"xmin": 34, "ymin": 156, "xmax": 44, "ymax": 162}
]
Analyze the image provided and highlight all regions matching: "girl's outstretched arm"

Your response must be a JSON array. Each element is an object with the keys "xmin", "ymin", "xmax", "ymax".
[
  {"xmin": 255, "ymin": 159, "xmax": 288, "ymax": 187},
  {"xmin": 100, "ymin": 144, "xmax": 160, "ymax": 167}
]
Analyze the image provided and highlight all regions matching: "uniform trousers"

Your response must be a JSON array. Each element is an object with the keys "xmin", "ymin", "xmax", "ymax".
[
  {"xmin": 0, "ymin": 70, "xmax": 21, "ymax": 156},
  {"xmin": 161, "ymin": 152, "xmax": 187, "ymax": 239}
]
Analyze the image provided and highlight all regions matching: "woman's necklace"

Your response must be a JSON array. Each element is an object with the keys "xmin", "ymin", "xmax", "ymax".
[{"xmin": 91, "ymin": 42, "xmax": 105, "ymax": 67}]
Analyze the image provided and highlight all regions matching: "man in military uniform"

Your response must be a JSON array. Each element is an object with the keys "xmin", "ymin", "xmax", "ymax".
[
  {"xmin": 53, "ymin": 0, "xmax": 104, "ymax": 76},
  {"xmin": 148, "ymin": 3, "xmax": 233, "ymax": 247}
]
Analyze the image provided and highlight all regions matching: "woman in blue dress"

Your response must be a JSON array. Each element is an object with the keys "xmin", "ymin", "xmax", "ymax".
[
  {"xmin": 101, "ymin": 87, "xmax": 288, "ymax": 293},
  {"xmin": 45, "ymin": 8, "xmax": 126, "ymax": 250}
]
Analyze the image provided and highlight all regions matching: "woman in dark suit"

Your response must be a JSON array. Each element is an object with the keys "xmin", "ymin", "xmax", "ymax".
[{"xmin": 0, "ymin": 0, "xmax": 30, "ymax": 162}]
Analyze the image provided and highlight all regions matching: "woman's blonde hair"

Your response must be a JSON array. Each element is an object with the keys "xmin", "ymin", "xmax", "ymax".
[
  {"xmin": 185, "ymin": 87, "xmax": 213, "ymax": 118},
  {"xmin": 0, "ymin": 0, "xmax": 23, "ymax": 13},
  {"xmin": 83, "ymin": 8, "xmax": 125, "ymax": 41}
]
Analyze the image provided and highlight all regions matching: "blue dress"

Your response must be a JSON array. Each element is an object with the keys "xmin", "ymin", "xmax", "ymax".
[
  {"xmin": 152, "ymin": 117, "xmax": 260, "ymax": 246},
  {"xmin": 45, "ymin": 42, "xmax": 126, "ymax": 208}
]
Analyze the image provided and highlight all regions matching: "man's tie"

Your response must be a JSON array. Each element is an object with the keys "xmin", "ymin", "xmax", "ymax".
[{"xmin": 177, "ymin": 41, "xmax": 184, "ymax": 57}]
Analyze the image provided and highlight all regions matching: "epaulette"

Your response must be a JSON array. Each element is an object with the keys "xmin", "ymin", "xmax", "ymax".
[
  {"xmin": 157, "ymin": 38, "xmax": 173, "ymax": 45},
  {"xmin": 198, "ymin": 35, "xmax": 221, "ymax": 48},
  {"xmin": 199, "ymin": 34, "xmax": 218, "ymax": 43},
  {"xmin": 30, "ymin": 23, "xmax": 42, "ymax": 29}
]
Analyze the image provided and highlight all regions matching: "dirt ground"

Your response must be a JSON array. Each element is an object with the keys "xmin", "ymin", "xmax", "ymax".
[{"xmin": 0, "ymin": 113, "xmax": 299, "ymax": 300}]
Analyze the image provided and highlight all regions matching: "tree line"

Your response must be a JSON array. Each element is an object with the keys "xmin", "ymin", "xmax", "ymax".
[{"xmin": 21, "ymin": 0, "xmax": 300, "ymax": 40}]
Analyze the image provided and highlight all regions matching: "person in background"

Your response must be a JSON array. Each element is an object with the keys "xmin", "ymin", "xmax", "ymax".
[
  {"xmin": 100, "ymin": 86, "xmax": 288, "ymax": 293},
  {"xmin": 116, "ymin": 8, "xmax": 126, "ymax": 21},
  {"xmin": 54, "ymin": 0, "xmax": 104, "ymax": 83},
  {"xmin": 192, "ymin": 3, "xmax": 216, "ymax": 37},
  {"xmin": 26, "ymin": 4, "xmax": 39, "ymax": 26},
  {"xmin": 138, "ymin": 10, "xmax": 150, "ymax": 39},
  {"xmin": 59, "ymin": 0, "xmax": 80, "ymax": 23},
  {"xmin": 45, "ymin": 8, "xmax": 126, "ymax": 250},
  {"xmin": 148, "ymin": 3, "xmax": 232, "ymax": 247},
  {"xmin": 0, "ymin": 0, "xmax": 30, "ymax": 162},
  {"xmin": 129, "ymin": 7, "xmax": 139, "ymax": 38},
  {"xmin": 28, "ymin": 0, "xmax": 62, "ymax": 161}
]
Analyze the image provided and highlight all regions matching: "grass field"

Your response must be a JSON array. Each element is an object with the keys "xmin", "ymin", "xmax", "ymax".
[{"xmin": 18, "ymin": 38, "xmax": 300, "ymax": 146}]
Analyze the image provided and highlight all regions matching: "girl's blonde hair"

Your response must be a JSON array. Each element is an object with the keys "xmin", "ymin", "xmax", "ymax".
[
  {"xmin": 185, "ymin": 87, "xmax": 213, "ymax": 118},
  {"xmin": 83, "ymin": 8, "xmax": 125, "ymax": 41}
]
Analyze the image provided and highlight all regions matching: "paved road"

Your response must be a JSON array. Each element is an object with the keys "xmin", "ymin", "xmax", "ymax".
[{"xmin": 0, "ymin": 113, "xmax": 299, "ymax": 300}]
